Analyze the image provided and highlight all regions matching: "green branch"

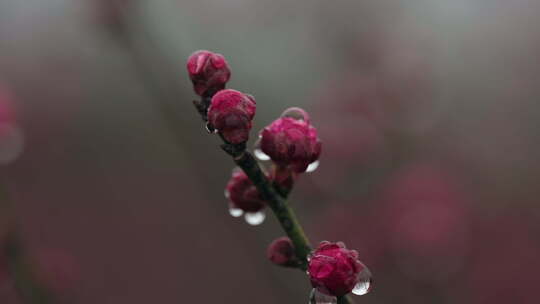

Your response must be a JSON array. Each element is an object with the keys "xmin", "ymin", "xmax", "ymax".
[
  {"xmin": 194, "ymin": 96, "xmax": 354, "ymax": 304},
  {"xmin": 221, "ymin": 142, "xmax": 312, "ymax": 269}
]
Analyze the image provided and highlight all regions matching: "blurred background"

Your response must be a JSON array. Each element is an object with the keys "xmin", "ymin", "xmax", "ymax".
[{"xmin": 1, "ymin": 0, "xmax": 540, "ymax": 303}]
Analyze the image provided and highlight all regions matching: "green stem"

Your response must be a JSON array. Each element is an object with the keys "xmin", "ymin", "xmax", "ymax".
[
  {"xmin": 195, "ymin": 99, "xmax": 353, "ymax": 304},
  {"xmin": 222, "ymin": 144, "xmax": 312, "ymax": 269},
  {"xmin": 338, "ymin": 295, "xmax": 354, "ymax": 304}
]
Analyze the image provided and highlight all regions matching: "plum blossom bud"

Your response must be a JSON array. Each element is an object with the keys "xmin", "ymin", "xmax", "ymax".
[
  {"xmin": 208, "ymin": 89, "xmax": 256, "ymax": 144},
  {"xmin": 267, "ymin": 237, "xmax": 296, "ymax": 266},
  {"xmin": 225, "ymin": 169, "xmax": 265, "ymax": 213},
  {"xmin": 260, "ymin": 108, "xmax": 321, "ymax": 173},
  {"xmin": 186, "ymin": 50, "xmax": 231, "ymax": 96},
  {"xmin": 308, "ymin": 241, "xmax": 368, "ymax": 297}
]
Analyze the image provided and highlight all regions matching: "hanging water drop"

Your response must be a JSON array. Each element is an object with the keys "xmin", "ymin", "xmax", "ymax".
[
  {"xmin": 244, "ymin": 211, "xmax": 266, "ymax": 225},
  {"xmin": 281, "ymin": 107, "xmax": 310, "ymax": 123},
  {"xmin": 308, "ymin": 288, "xmax": 337, "ymax": 304},
  {"xmin": 254, "ymin": 148, "xmax": 270, "ymax": 161},
  {"xmin": 229, "ymin": 207, "xmax": 244, "ymax": 218},
  {"xmin": 306, "ymin": 160, "xmax": 320, "ymax": 173},
  {"xmin": 253, "ymin": 138, "xmax": 270, "ymax": 161},
  {"xmin": 352, "ymin": 266, "xmax": 373, "ymax": 296}
]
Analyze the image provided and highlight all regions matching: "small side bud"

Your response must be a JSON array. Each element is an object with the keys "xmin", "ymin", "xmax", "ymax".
[
  {"xmin": 225, "ymin": 169, "xmax": 265, "ymax": 213},
  {"xmin": 267, "ymin": 237, "xmax": 296, "ymax": 267}
]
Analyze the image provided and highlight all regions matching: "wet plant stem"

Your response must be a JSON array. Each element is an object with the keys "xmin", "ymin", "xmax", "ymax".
[
  {"xmin": 222, "ymin": 143, "xmax": 312, "ymax": 269},
  {"xmin": 194, "ymin": 96, "xmax": 354, "ymax": 304}
]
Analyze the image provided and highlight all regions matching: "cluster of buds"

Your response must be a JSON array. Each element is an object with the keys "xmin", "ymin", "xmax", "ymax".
[
  {"xmin": 186, "ymin": 50, "xmax": 371, "ymax": 300},
  {"xmin": 186, "ymin": 50, "xmax": 323, "ymax": 222}
]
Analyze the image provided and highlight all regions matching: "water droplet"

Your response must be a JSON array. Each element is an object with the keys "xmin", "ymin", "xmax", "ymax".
[
  {"xmin": 253, "ymin": 138, "xmax": 270, "ymax": 161},
  {"xmin": 309, "ymin": 288, "xmax": 337, "ymax": 304},
  {"xmin": 229, "ymin": 207, "xmax": 244, "ymax": 218},
  {"xmin": 281, "ymin": 107, "xmax": 310, "ymax": 123},
  {"xmin": 0, "ymin": 124, "xmax": 24, "ymax": 164},
  {"xmin": 306, "ymin": 161, "xmax": 320, "ymax": 173},
  {"xmin": 224, "ymin": 189, "xmax": 230, "ymax": 199},
  {"xmin": 352, "ymin": 266, "xmax": 373, "ymax": 296},
  {"xmin": 244, "ymin": 211, "xmax": 266, "ymax": 225},
  {"xmin": 205, "ymin": 122, "xmax": 217, "ymax": 134},
  {"xmin": 254, "ymin": 148, "xmax": 270, "ymax": 161}
]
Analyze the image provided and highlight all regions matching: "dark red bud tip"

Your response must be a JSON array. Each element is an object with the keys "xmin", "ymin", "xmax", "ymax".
[
  {"xmin": 267, "ymin": 237, "xmax": 296, "ymax": 266},
  {"xmin": 208, "ymin": 89, "xmax": 256, "ymax": 144},
  {"xmin": 186, "ymin": 50, "xmax": 231, "ymax": 96},
  {"xmin": 225, "ymin": 168, "xmax": 266, "ymax": 213},
  {"xmin": 260, "ymin": 108, "xmax": 321, "ymax": 173},
  {"xmin": 308, "ymin": 241, "xmax": 365, "ymax": 297}
]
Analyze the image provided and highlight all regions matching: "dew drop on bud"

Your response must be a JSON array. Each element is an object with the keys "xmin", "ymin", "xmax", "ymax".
[
  {"xmin": 281, "ymin": 107, "xmax": 310, "ymax": 123},
  {"xmin": 352, "ymin": 266, "xmax": 373, "ymax": 296},
  {"xmin": 306, "ymin": 160, "xmax": 320, "ymax": 173},
  {"xmin": 228, "ymin": 207, "xmax": 243, "ymax": 217},
  {"xmin": 309, "ymin": 288, "xmax": 337, "ymax": 304},
  {"xmin": 254, "ymin": 148, "xmax": 270, "ymax": 161},
  {"xmin": 253, "ymin": 138, "xmax": 270, "ymax": 161},
  {"xmin": 244, "ymin": 211, "xmax": 265, "ymax": 225}
]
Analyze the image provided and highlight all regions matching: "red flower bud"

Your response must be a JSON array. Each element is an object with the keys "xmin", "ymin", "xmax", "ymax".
[
  {"xmin": 267, "ymin": 237, "xmax": 296, "ymax": 266},
  {"xmin": 208, "ymin": 89, "xmax": 256, "ymax": 144},
  {"xmin": 308, "ymin": 241, "xmax": 368, "ymax": 297},
  {"xmin": 260, "ymin": 108, "xmax": 321, "ymax": 173},
  {"xmin": 186, "ymin": 50, "xmax": 231, "ymax": 96},
  {"xmin": 225, "ymin": 169, "xmax": 265, "ymax": 213}
]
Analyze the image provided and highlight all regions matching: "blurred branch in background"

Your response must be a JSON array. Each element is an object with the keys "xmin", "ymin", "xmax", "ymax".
[
  {"xmin": 2, "ymin": 0, "xmax": 540, "ymax": 303},
  {"xmin": 1, "ymin": 186, "xmax": 53, "ymax": 304}
]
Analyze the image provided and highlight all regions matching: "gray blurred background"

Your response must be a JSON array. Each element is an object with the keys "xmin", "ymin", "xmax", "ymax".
[{"xmin": 1, "ymin": 0, "xmax": 539, "ymax": 303}]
